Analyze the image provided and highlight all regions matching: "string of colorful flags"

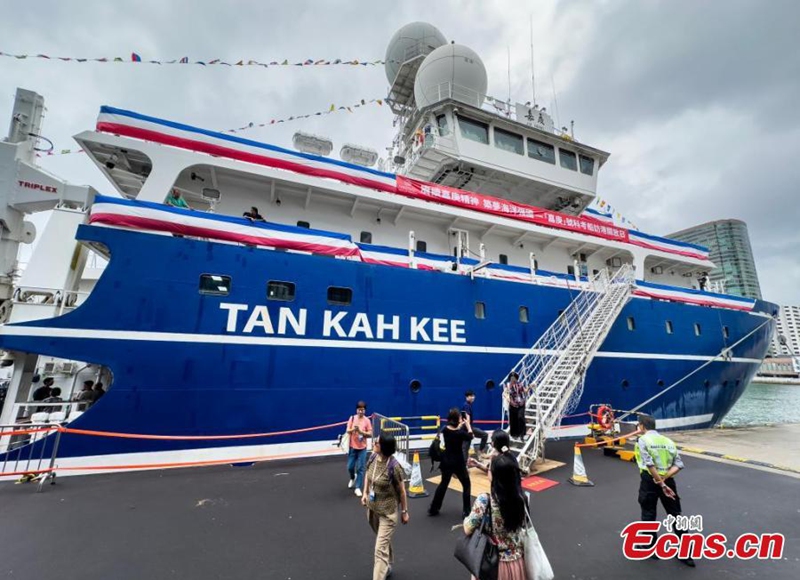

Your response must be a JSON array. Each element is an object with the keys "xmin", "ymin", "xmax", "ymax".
[
  {"xmin": 1, "ymin": 51, "xmax": 386, "ymax": 67},
  {"xmin": 225, "ymin": 97, "xmax": 384, "ymax": 134},
  {"xmin": 38, "ymin": 96, "xmax": 385, "ymax": 156},
  {"xmin": 591, "ymin": 197, "xmax": 640, "ymax": 231}
]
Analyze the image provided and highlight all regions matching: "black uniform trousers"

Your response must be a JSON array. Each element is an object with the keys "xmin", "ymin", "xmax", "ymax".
[
  {"xmin": 429, "ymin": 463, "xmax": 472, "ymax": 517},
  {"xmin": 638, "ymin": 471, "xmax": 684, "ymax": 547},
  {"xmin": 508, "ymin": 405, "xmax": 526, "ymax": 438}
]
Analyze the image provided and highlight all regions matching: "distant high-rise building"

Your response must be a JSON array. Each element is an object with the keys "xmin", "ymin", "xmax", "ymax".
[
  {"xmin": 770, "ymin": 305, "xmax": 800, "ymax": 356},
  {"xmin": 668, "ymin": 219, "xmax": 762, "ymax": 300}
]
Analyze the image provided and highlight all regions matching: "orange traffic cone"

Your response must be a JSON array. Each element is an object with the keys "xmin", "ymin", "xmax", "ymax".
[
  {"xmin": 407, "ymin": 452, "xmax": 429, "ymax": 498},
  {"xmin": 568, "ymin": 444, "xmax": 594, "ymax": 487}
]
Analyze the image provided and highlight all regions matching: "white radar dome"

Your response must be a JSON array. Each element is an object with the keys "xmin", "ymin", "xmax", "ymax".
[
  {"xmin": 384, "ymin": 22, "xmax": 447, "ymax": 84},
  {"xmin": 414, "ymin": 43, "xmax": 488, "ymax": 109}
]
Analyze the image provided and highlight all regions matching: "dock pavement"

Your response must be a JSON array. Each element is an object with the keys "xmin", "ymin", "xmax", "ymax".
[{"xmin": 1, "ymin": 437, "xmax": 798, "ymax": 579}]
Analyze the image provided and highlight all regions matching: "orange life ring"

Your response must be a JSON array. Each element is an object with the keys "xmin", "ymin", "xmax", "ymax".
[{"xmin": 596, "ymin": 405, "xmax": 614, "ymax": 430}]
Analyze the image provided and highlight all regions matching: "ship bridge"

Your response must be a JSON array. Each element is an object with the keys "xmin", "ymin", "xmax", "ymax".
[{"xmin": 385, "ymin": 25, "xmax": 609, "ymax": 216}]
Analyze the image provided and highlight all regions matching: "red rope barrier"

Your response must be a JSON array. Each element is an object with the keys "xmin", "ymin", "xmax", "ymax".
[
  {"xmin": 0, "ymin": 426, "xmax": 58, "ymax": 438},
  {"xmin": 0, "ymin": 467, "xmax": 54, "ymax": 478},
  {"xmin": 57, "ymin": 419, "xmax": 348, "ymax": 441},
  {"xmin": 575, "ymin": 429, "xmax": 641, "ymax": 448}
]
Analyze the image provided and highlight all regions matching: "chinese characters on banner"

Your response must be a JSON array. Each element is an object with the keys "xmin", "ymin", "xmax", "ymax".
[{"xmin": 395, "ymin": 176, "xmax": 630, "ymax": 243}]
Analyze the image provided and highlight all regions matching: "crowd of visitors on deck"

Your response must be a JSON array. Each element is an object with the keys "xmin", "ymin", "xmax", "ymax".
[{"xmin": 347, "ymin": 376, "xmax": 538, "ymax": 580}]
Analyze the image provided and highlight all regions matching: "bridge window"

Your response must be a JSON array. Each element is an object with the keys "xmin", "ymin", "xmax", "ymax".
[
  {"xmin": 579, "ymin": 155, "xmax": 595, "ymax": 175},
  {"xmin": 527, "ymin": 138, "xmax": 555, "ymax": 164},
  {"xmin": 296, "ymin": 221, "xmax": 310, "ymax": 229},
  {"xmin": 559, "ymin": 149, "xmax": 578, "ymax": 171},
  {"xmin": 499, "ymin": 254, "xmax": 508, "ymax": 265},
  {"xmin": 665, "ymin": 320, "xmax": 674, "ymax": 334},
  {"xmin": 567, "ymin": 265, "xmax": 576, "ymax": 276},
  {"xmin": 494, "ymin": 128, "xmax": 524, "ymax": 155},
  {"xmin": 694, "ymin": 323, "xmax": 702, "ymax": 336},
  {"xmin": 436, "ymin": 114, "xmax": 449, "ymax": 135},
  {"xmin": 627, "ymin": 316, "xmax": 636, "ymax": 331},
  {"xmin": 457, "ymin": 115, "xmax": 489, "ymax": 145},
  {"xmin": 360, "ymin": 231, "xmax": 372, "ymax": 244},
  {"xmin": 416, "ymin": 240, "xmax": 427, "ymax": 253},
  {"xmin": 327, "ymin": 287, "xmax": 352, "ymax": 306},
  {"xmin": 475, "ymin": 301, "xmax": 486, "ymax": 319},
  {"xmin": 199, "ymin": 274, "xmax": 231, "ymax": 296},
  {"xmin": 519, "ymin": 306, "xmax": 529, "ymax": 323},
  {"xmin": 267, "ymin": 281, "xmax": 295, "ymax": 301}
]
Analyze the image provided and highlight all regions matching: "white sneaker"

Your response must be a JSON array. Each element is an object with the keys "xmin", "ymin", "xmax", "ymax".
[
  {"xmin": 348, "ymin": 478, "xmax": 355, "ymax": 489},
  {"xmin": 354, "ymin": 488, "xmax": 363, "ymax": 497}
]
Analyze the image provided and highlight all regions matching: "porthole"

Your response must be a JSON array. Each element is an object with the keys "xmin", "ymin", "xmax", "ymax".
[
  {"xmin": 657, "ymin": 380, "xmax": 664, "ymax": 387},
  {"xmin": 409, "ymin": 379, "xmax": 421, "ymax": 394},
  {"xmin": 723, "ymin": 326, "xmax": 730, "ymax": 339},
  {"xmin": 475, "ymin": 302, "xmax": 486, "ymax": 319},
  {"xmin": 704, "ymin": 380, "xmax": 710, "ymax": 388},
  {"xmin": 627, "ymin": 317, "xmax": 636, "ymax": 331},
  {"xmin": 665, "ymin": 320, "xmax": 674, "ymax": 334},
  {"xmin": 485, "ymin": 380, "xmax": 495, "ymax": 391},
  {"xmin": 621, "ymin": 379, "xmax": 630, "ymax": 389},
  {"xmin": 735, "ymin": 379, "xmax": 741, "ymax": 386},
  {"xmin": 519, "ymin": 306, "xmax": 529, "ymax": 323},
  {"xmin": 694, "ymin": 323, "xmax": 702, "ymax": 336},
  {"xmin": 722, "ymin": 380, "xmax": 729, "ymax": 388}
]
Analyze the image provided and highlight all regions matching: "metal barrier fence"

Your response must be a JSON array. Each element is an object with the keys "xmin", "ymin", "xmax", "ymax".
[
  {"xmin": 0, "ymin": 423, "xmax": 62, "ymax": 492},
  {"xmin": 371, "ymin": 413, "xmax": 411, "ymax": 481},
  {"xmin": 384, "ymin": 415, "xmax": 440, "ymax": 443}
]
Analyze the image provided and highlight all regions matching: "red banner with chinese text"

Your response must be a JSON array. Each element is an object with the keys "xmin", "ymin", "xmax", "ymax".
[{"xmin": 395, "ymin": 176, "xmax": 629, "ymax": 243}]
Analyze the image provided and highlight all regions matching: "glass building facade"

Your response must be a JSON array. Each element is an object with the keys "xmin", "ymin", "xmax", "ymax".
[{"xmin": 668, "ymin": 219, "xmax": 762, "ymax": 300}]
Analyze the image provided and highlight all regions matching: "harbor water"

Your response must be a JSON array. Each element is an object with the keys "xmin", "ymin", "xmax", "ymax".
[{"xmin": 721, "ymin": 381, "xmax": 800, "ymax": 427}]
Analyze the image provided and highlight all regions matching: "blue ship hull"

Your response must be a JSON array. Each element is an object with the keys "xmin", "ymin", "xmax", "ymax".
[{"xmin": 0, "ymin": 225, "xmax": 775, "ymax": 461}]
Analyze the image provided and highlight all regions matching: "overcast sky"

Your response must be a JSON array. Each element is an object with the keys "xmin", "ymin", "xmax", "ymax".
[{"xmin": 2, "ymin": 0, "xmax": 798, "ymax": 304}]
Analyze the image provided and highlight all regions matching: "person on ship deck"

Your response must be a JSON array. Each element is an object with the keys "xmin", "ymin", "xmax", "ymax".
[
  {"xmin": 243, "ymin": 206, "xmax": 265, "ymax": 222},
  {"xmin": 164, "ymin": 188, "xmax": 190, "ymax": 209}
]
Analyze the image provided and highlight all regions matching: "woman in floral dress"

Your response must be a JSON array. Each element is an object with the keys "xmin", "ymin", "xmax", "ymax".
[{"xmin": 463, "ymin": 434, "xmax": 529, "ymax": 579}]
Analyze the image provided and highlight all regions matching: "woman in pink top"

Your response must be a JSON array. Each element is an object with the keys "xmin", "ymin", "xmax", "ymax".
[{"xmin": 346, "ymin": 401, "xmax": 372, "ymax": 497}]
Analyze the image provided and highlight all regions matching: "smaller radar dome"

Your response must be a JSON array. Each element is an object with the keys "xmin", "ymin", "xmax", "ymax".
[
  {"xmin": 414, "ymin": 44, "xmax": 488, "ymax": 109},
  {"xmin": 385, "ymin": 22, "xmax": 447, "ymax": 84}
]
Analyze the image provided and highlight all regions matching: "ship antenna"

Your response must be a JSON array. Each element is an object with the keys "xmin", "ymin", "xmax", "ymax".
[
  {"xmin": 551, "ymin": 72, "xmax": 562, "ymax": 132},
  {"xmin": 507, "ymin": 46, "xmax": 512, "ymax": 117},
  {"xmin": 530, "ymin": 15, "xmax": 536, "ymax": 107}
]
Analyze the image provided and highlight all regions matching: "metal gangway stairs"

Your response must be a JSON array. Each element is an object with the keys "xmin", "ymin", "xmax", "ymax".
[{"xmin": 505, "ymin": 264, "xmax": 636, "ymax": 472}]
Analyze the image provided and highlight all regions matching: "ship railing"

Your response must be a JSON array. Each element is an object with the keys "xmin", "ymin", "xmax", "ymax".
[
  {"xmin": 11, "ymin": 285, "xmax": 90, "ymax": 316},
  {"xmin": 499, "ymin": 265, "xmax": 633, "ymax": 422},
  {"xmin": 0, "ymin": 421, "xmax": 62, "ymax": 491},
  {"xmin": 9, "ymin": 401, "xmax": 84, "ymax": 425}
]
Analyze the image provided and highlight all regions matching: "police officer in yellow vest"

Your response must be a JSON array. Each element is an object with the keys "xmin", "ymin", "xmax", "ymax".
[{"xmin": 634, "ymin": 414, "xmax": 695, "ymax": 567}]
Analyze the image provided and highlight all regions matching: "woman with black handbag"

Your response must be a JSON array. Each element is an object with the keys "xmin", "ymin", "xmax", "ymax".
[{"xmin": 462, "ymin": 432, "xmax": 528, "ymax": 579}]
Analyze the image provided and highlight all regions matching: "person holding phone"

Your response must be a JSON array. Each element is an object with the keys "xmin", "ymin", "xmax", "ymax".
[
  {"xmin": 428, "ymin": 407, "xmax": 473, "ymax": 518},
  {"xmin": 346, "ymin": 401, "xmax": 372, "ymax": 497}
]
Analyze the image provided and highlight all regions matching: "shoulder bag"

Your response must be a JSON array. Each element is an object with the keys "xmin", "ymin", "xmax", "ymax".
[{"xmin": 454, "ymin": 494, "xmax": 499, "ymax": 580}]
